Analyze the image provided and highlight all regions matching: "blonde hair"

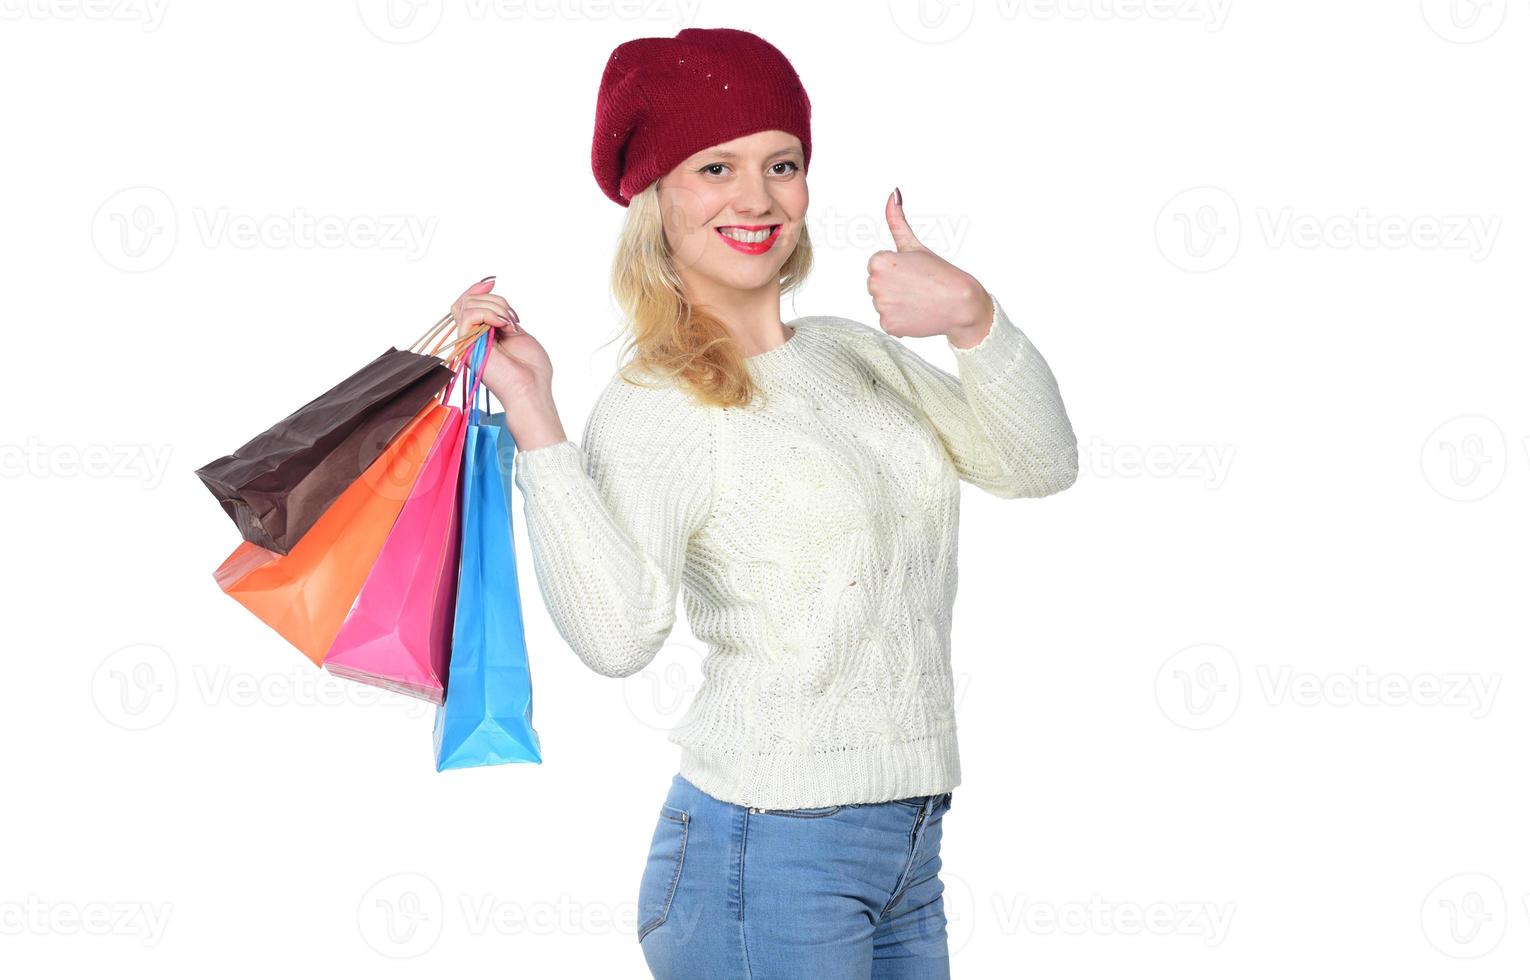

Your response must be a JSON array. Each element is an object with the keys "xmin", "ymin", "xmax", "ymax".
[{"xmin": 607, "ymin": 181, "xmax": 813, "ymax": 409}]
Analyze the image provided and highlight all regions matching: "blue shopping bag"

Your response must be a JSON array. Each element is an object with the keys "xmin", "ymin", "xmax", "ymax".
[{"xmin": 433, "ymin": 331, "xmax": 543, "ymax": 771}]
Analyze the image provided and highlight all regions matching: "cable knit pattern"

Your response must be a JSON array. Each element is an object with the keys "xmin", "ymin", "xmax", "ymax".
[{"xmin": 512, "ymin": 293, "xmax": 1077, "ymax": 809}]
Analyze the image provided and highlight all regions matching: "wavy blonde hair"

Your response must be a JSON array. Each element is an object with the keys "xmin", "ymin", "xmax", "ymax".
[{"xmin": 606, "ymin": 181, "xmax": 813, "ymax": 409}]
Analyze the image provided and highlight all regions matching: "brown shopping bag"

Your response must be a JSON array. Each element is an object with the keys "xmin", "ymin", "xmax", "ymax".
[{"xmin": 194, "ymin": 316, "xmax": 461, "ymax": 555}]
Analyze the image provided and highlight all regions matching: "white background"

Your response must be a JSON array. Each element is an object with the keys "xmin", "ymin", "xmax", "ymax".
[{"xmin": 3, "ymin": 0, "xmax": 1527, "ymax": 976}]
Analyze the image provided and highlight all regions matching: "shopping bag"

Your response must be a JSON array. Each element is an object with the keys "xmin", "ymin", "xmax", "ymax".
[
  {"xmin": 433, "ymin": 331, "xmax": 542, "ymax": 770},
  {"xmin": 213, "ymin": 399, "xmax": 449, "ymax": 665},
  {"xmin": 196, "ymin": 341, "xmax": 455, "ymax": 556},
  {"xmin": 322, "ymin": 355, "xmax": 477, "ymax": 704}
]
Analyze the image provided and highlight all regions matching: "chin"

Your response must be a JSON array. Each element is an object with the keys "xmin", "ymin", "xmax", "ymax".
[
  {"xmin": 698, "ymin": 263, "xmax": 787, "ymax": 292},
  {"xmin": 727, "ymin": 270, "xmax": 787, "ymax": 291}
]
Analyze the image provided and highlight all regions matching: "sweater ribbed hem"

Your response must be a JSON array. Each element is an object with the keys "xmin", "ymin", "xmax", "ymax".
[{"xmin": 675, "ymin": 730, "xmax": 962, "ymax": 810}]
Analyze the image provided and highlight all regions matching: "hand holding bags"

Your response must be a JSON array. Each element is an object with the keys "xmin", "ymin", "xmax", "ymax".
[
  {"xmin": 433, "ymin": 331, "xmax": 543, "ymax": 770},
  {"xmin": 207, "ymin": 306, "xmax": 542, "ymax": 771}
]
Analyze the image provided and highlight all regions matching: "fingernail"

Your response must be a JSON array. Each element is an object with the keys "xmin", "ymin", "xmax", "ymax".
[
  {"xmin": 894, "ymin": 187, "xmax": 902, "ymax": 206},
  {"xmin": 507, "ymin": 304, "xmax": 520, "ymax": 322},
  {"xmin": 478, "ymin": 274, "xmax": 497, "ymax": 283}
]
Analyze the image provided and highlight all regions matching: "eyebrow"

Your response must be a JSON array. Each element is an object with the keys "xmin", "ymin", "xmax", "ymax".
[{"xmin": 700, "ymin": 147, "xmax": 800, "ymax": 161}]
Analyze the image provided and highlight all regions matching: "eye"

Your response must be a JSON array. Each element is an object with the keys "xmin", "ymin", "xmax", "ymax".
[{"xmin": 697, "ymin": 161, "xmax": 801, "ymax": 177}]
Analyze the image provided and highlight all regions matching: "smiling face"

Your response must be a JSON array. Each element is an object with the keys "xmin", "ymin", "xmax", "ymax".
[{"xmin": 654, "ymin": 129, "xmax": 808, "ymax": 293}]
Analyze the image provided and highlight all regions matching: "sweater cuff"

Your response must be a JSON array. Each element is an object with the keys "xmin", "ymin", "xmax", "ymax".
[
  {"xmin": 512, "ymin": 438, "xmax": 585, "ymax": 493},
  {"xmin": 947, "ymin": 291, "xmax": 1027, "ymax": 386}
]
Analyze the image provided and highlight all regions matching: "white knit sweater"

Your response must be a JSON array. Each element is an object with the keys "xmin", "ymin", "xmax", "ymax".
[{"xmin": 511, "ymin": 293, "xmax": 1077, "ymax": 809}]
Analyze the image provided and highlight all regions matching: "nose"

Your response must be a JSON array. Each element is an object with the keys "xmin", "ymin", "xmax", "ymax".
[{"xmin": 729, "ymin": 171, "xmax": 776, "ymax": 220}]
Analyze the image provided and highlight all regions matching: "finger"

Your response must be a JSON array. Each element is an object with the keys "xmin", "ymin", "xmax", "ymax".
[
  {"xmin": 867, "ymin": 249, "xmax": 896, "ymax": 277},
  {"xmin": 453, "ymin": 306, "xmax": 513, "ymax": 349},
  {"xmin": 455, "ymin": 275, "xmax": 498, "ymax": 305},
  {"xmin": 884, "ymin": 190, "xmax": 925, "ymax": 253},
  {"xmin": 459, "ymin": 308, "xmax": 514, "ymax": 329},
  {"xmin": 460, "ymin": 295, "xmax": 512, "ymax": 319}
]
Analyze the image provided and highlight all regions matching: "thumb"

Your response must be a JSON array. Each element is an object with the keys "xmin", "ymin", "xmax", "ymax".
[
  {"xmin": 885, "ymin": 189, "xmax": 925, "ymax": 252},
  {"xmin": 466, "ymin": 274, "xmax": 497, "ymax": 296}
]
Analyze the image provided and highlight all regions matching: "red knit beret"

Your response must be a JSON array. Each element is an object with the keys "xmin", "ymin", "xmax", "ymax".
[{"xmin": 592, "ymin": 27, "xmax": 813, "ymax": 207}]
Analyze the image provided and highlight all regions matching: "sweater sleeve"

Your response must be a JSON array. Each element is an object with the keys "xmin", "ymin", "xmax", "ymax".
[
  {"xmin": 865, "ymin": 292, "xmax": 1079, "ymax": 498},
  {"xmin": 510, "ymin": 375, "xmax": 716, "ymax": 679}
]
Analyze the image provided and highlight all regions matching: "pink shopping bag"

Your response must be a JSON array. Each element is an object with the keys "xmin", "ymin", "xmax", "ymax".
[{"xmin": 321, "ymin": 351, "xmax": 478, "ymax": 704}]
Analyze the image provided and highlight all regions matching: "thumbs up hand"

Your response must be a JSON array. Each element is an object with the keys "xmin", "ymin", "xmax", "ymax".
[{"xmin": 867, "ymin": 189, "xmax": 995, "ymax": 348}]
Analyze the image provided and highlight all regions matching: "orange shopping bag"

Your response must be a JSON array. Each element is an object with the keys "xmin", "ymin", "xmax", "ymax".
[{"xmin": 213, "ymin": 400, "xmax": 450, "ymax": 665}]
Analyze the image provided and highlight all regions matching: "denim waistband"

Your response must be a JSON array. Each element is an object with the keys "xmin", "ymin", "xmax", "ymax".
[{"xmin": 674, "ymin": 773, "xmax": 951, "ymax": 813}]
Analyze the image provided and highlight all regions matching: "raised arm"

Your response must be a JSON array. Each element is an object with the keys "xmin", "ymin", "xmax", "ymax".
[
  {"xmin": 859, "ymin": 292, "xmax": 1079, "ymax": 498},
  {"xmin": 511, "ymin": 376, "xmax": 716, "ymax": 678}
]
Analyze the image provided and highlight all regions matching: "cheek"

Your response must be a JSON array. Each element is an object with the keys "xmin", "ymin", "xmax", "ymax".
[
  {"xmin": 658, "ymin": 184, "xmax": 725, "ymax": 273},
  {"xmin": 658, "ymin": 182, "xmax": 721, "ymax": 238},
  {"xmin": 782, "ymin": 181, "xmax": 809, "ymax": 216}
]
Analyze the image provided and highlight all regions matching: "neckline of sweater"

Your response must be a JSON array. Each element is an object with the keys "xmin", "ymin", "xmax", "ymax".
[{"xmin": 744, "ymin": 317, "xmax": 810, "ymax": 367}]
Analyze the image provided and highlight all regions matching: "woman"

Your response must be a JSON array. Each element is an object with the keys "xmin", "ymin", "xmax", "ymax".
[{"xmin": 453, "ymin": 27, "xmax": 1078, "ymax": 979}]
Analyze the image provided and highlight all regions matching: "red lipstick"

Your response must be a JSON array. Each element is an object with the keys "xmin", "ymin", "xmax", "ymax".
[{"xmin": 715, "ymin": 224, "xmax": 782, "ymax": 255}]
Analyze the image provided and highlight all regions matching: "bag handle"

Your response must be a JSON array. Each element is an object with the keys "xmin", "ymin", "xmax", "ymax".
[
  {"xmin": 408, "ymin": 299, "xmax": 513, "ymax": 410},
  {"xmin": 410, "ymin": 299, "xmax": 521, "ymax": 362},
  {"xmin": 464, "ymin": 329, "xmax": 496, "ymax": 419},
  {"xmin": 433, "ymin": 325, "xmax": 493, "ymax": 364},
  {"xmin": 411, "ymin": 315, "xmax": 487, "ymax": 362},
  {"xmin": 431, "ymin": 322, "xmax": 496, "ymax": 411},
  {"xmin": 408, "ymin": 312, "xmax": 455, "ymax": 355}
]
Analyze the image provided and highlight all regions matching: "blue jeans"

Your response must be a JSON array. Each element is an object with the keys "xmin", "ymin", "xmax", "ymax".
[{"xmin": 637, "ymin": 772, "xmax": 954, "ymax": 979}]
